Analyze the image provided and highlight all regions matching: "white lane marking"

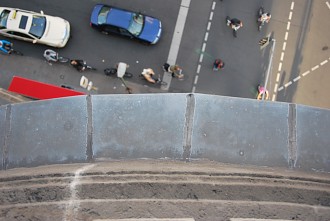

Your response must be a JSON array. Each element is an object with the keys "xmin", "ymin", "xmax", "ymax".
[
  {"xmin": 212, "ymin": 1, "xmax": 216, "ymax": 10},
  {"xmin": 272, "ymin": 94, "xmax": 276, "ymax": 101},
  {"xmin": 302, "ymin": 70, "xmax": 310, "ymax": 76},
  {"xmin": 272, "ymin": 1, "xmax": 295, "ymax": 101},
  {"xmin": 326, "ymin": 1, "xmax": 330, "ymax": 9},
  {"xmin": 320, "ymin": 60, "xmax": 328, "ymax": 66},
  {"xmin": 204, "ymin": 32, "xmax": 209, "ymax": 41},
  {"xmin": 163, "ymin": 0, "xmax": 191, "ymax": 90},
  {"xmin": 276, "ymin": 73, "xmax": 281, "ymax": 82},
  {"xmin": 282, "ymin": 42, "xmax": 287, "ymax": 50},
  {"xmin": 202, "ymin": 42, "xmax": 206, "ymax": 52},
  {"xmin": 194, "ymin": 75, "xmax": 199, "ymax": 85},
  {"xmin": 192, "ymin": 86, "xmax": 196, "ymax": 93},
  {"xmin": 273, "ymin": 83, "xmax": 278, "ymax": 93},
  {"xmin": 293, "ymin": 76, "xmax": 301, "ymax": 82},
  {"xmin": 278, "ymin": 62, "xmax": 283, "ymax": 72},
  {"xmin": 286, "ymin": 21, "xmax": 291, "ymax": 30},
  {"xmin": 209, "ymin": 11, "xmax": 214, "ymax": 21},
  {"xmin": 291, "ymin": 2, "xmax": 295, "ymax": 10},
  {"xmin": 196, "ymin": 64, "xmax": 201, "ymax": 74},
  {"xmin": 311, "ymin": 65, "xmax": 319, "ymax": 71},
  {"xmin": 199, "ymin": 54, "xmax": 204, "ymax": 63},
  {"xmin": 285, "ymin": 81, "xmax": 292, "ymax": 87},
  {"xmin": 278, "ymin": 86, "xmax": 284, "ymax": 91},
  {"xmin": 277, "ymin": 57, "xmax": 330, "ymax": 92},
  {"xmin": 280, "ymin": 52, "xmax": 285, "ymax": 61},
  {"xmin": 207, "ymin": 21, "xmax": 211, "ymax": 31}
]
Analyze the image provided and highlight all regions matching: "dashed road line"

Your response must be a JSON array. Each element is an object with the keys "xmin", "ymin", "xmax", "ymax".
[
  {"xmin": 282, "ymin": 42, "xmax": 287, "ymax": 51},
  {"xmin": 311, "ymin": 65, "xmax": 319, "ymax": 71},
  {"xmin": 320, "ymin": 60, "xmax": 328, "ymax": 65},
  {"xmin": 194, "ymin": 75, "xmax": 199, "ymax": 85},
  {"xmin": 302, "ymin": 70, "xmax": 310, "ymax": 76},
  {"xmin": 272, "ymin": 1, "xmax": 295, "ymax": 101},
  {"xmin": 277, "ymin": 58, "xmax": 330, "ymax": 92},
  {"xmin": 204, "ymin": 32, "xmax": 209, "ymax": 41},
  {"xmin": 291, "ymin": 2, "xmax": 295, "ymax": 10},
  {"xmin": 191, "ymin": 1, "xmax": 217, "ymax": 92},
  {"xmin": 293, "ymin": 76, "xmax": 301, "ymax": 82},
  {"xmin": 196, "ymin": 64, "xmax": 201, "ymax": 74},
  {"xmin": 280, "ymin": 52, "xmax": 285, "ymax": 61},
  {"xmin": 286, "ymin": 21, "xmax": 291, "ymax": 30}
]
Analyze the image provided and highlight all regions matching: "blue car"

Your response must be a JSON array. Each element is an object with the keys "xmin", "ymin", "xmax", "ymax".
[{"xmin": 90, "ymin": 4, "xmax": 162, "ymax": 45}]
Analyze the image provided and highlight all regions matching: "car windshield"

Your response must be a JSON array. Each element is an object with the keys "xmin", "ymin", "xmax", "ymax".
[
  {"xmin": 128, "ymin": 13, "xmax": 144, "ymax": 36},
  {"xmin": 0, "ymin": 10, "xmax": 10, "ymax": 29},
  {"xmin": 98, "ymin": 6, "xmax": 110, "ymax": 25},
  {"xmin": 29, "ymin": 15, "xmax": 46, "ymax": 39}
]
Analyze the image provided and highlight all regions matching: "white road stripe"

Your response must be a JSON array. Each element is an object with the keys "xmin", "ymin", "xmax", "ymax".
[
  {"xmin": 209, "ymin": 11, "xmax": 214, "ymax": 21},
  {"xmin": 311, "ymin": 65, "xmax": 319, "ymax": 71},
  {"xmin": 202, "ymin": 42, "xmax": 206, "ymax": 52},
  {"xmin": 284, "ymin": 32, "xmax": 289, "ymax": 41},
  {"xmin": 204, "ymin": 32, "xmax": 209, "ymax": 41},
  {"xmin": 199, "ymin": 54, "xmax": 204, "ymax": 63},
  {"xmin": 192, "ymin": 86, "xmax": 196, "ymax": 93},
  {"xmin": 194, "ymin": 75, "xmax": 199, "ymax": 85},
  {"xmin": 207, "ymin": 21, "xmax": 211, "ymax": 31},
  {"xmin": 282, "ymin": 42, "xmax": 287, "ymax": 51},
  {"xmin": 273, "ymin": 83, "xmax": 278, "ymax": 93},
  {"xmin": 278, "ymin": 86, "xmax": 284, "ymax": 91},
  {"xmin": 196, "ymin": 64, "xmax": 201, "ymax": 74},
  {"xmin": 302, "ymin": 70, "xmax": 310, "ymax": 76},
  {"xmin": 276, "ymin": 73, "xmax": 281, "ymax": 82},
  {"xmin": 288, "ymin": 11, "xmax": 293, "ymax": 20},
  {"xmin": 291, "ymin": 2, "xmax": 295, "ymax": 10},
  {"xmin": 278, "ymin": 62, "xmax": 282, "ymax": 72},
  {"xmin": 293, "ymin": 76, "xmax": 301, "ymax": 82},
  {"xmin": 326, "ymin": 1, "xmax": 330, "ymax": 9},
  {"xmin": 280, "ymin": 52, "xmax": 285, "ymax": 61},
  {"xmin": 212, "ymin": 1, "xmax": 216, "ymax": 10},
  {"xmin": 287, "ymin": 21, "xmax": 291, "ymax": 30},
  {"xmin": 272, "ymin": 94, "xmax": 276, "ymax": 101},
  {"xmin": 320, "ymin": 60, "xmax": 328, "ymax": 66},
  {"xmin": 285, "ymin": 81, "xmax": 292, "ymax": 87}
]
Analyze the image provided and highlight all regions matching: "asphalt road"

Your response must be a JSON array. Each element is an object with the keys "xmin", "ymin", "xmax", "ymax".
[{"xmin": 0, "ymin": 0, "xmax": 329, "ymax": 109}]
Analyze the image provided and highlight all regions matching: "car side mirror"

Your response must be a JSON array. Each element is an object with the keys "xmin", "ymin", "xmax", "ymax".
[
  {"xmin": 33, "ymin": 40, "xmax": 37, "ymax": 44},
  {"xmin": 40, "ymin": 10, "xmax": 44, "ymax": 15}
]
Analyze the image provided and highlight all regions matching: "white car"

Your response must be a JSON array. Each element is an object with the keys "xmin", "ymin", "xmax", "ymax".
[{"xmin": 0, "ymin": 7, "xmax": 70, "ymax": 48}]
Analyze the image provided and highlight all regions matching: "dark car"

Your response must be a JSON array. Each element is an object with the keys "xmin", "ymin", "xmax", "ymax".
[{"xmin": 90, "ymin": 4, "xmax": 162, "ymax": 44}]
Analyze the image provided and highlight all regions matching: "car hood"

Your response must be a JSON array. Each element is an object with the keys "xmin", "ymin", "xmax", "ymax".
[
  {"xmin": 42, "ymin": 17, "xmax": 70, "ymax": 47},
  {"xmin": 139, "ymin": 16, "xmax": 161, "ymax": 44}
]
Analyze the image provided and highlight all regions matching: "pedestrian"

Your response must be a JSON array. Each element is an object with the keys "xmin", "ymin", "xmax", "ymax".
[{"xmin": 213, "ymin": 59, "xmax": 225, "ymax": 71}]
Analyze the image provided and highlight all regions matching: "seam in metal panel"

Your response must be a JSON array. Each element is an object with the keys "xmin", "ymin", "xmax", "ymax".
[
  {"xmin": 86, "ymin": 95, "xmax": 93, "ymax": 162},
  {"xmin": 182, "ymin": 94, "xmax": 195, "ymax": 161},
  {"xmin": 2, "ymin": 105, "xmax": 12, "ymax": 170},
  {"xmin": 288, "ymin": 103, "xmax": 297, "ymax": 169}
]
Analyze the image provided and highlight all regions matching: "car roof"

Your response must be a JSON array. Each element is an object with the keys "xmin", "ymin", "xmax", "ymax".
[
  {"xmin": 4, "ymin": 8, "xmax": 34, "ymax": 34},
  {"xmin": 107, "ymin": 8, "xmax": 132, "ymax": 29}
]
